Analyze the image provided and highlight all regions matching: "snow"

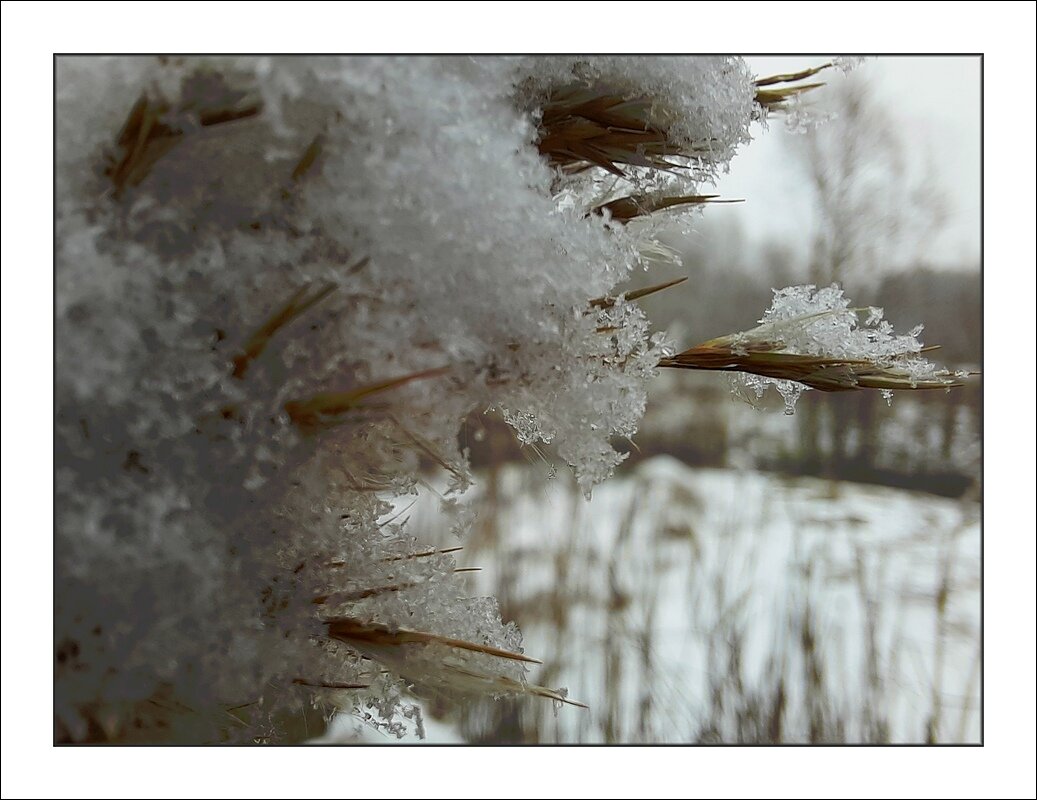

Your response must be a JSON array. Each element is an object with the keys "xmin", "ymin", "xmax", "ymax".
[
  {"xmin": 55, "ymin": 55, "xmax": 966, "ymax": 743},
  {"xmin": 728, "ymin": 284, "xmax": 964, "ymax": 411},
  {"xmin": 404, "ymin": 458, "xmax": 981, "ymax": 743},
  {"xmin": 54, "ymin": 56, "xmax": 761, "ymax": 741}
]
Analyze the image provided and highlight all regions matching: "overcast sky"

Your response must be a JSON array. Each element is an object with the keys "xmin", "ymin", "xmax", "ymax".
[{"xmin": 711, "ymin": 56, "xmax": 981, "ymax": 270}]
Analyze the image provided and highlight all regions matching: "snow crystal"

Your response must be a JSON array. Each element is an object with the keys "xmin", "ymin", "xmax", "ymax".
[
  {"xmin": 55, "ymin": 56, "xmax": 761, "ymax": 741},
  {"xmin": 729, "ymin": 284, "xmax": 958, "ymax": 414},
  {"xmin": 832, "ymin": 56, "xmax": 868, "ymax": 74}
]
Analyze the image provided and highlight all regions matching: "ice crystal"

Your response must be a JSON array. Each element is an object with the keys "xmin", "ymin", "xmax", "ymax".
[
  {"xmin": 55, "ymin": 56, "xmax": 760, "ymax": 741},
  {"xmin": 832, "ymin": 56, "xmax": 867, "ymax": 74},
  {"xmin": 726, "ymin": 284, "xmax": 961, "ymax": 413}
]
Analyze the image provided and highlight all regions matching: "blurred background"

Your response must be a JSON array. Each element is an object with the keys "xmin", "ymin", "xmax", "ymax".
[{"xmin": 338, "ymin": 56, "xmax": 982, "ymax": 744}]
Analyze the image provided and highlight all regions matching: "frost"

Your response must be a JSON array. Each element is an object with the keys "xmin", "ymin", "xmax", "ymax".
[
  {"xmin": 515, "ymin": 55, "xmax": 756, "ymax": 186},
  {"xmin": 776, "ymin": 380, "xmax": 807, "ymax": 416},
  {"xmin": 55, "ymin": 56, "xmax": 759, "ymax": 741},
  {"xmin": 783, "ymin": 98, "xmax": 838, "ymax": 134},
  {"xmin": 758, "ymin": 284, "xmax": 922, "ymax": 360},
  {"xmin": 832, "ymin": 56, "xmax": 867, "ymax": 74},
  {"xmin": 726, "ymin": 284, "xmax": 961, "ymax": 414}
]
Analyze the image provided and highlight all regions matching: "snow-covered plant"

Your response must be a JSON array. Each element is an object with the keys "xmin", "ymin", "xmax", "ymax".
[
  {"xmin": 660, "ymin": 284, "xmax": 971, "ymax": 415},
  {"xmin": 54, "ymin": 56, "xmax": 963, "ymax": 743}
]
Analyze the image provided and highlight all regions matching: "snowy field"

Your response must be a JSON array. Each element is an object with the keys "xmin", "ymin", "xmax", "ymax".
[{"xmin": 331, "ymin": 457, "xmax": 980, "ymax": 743}]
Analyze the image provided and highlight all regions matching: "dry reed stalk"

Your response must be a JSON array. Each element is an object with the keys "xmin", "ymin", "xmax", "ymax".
[
  {"xmin": 324, "ymin": 616, "xmax": 542, "ymax": 664},
  {"xmin": 589, "ymin": 276, "xmax": 689, "ymax": 310},
  {"xmin": 537, "ymin": 62, "xmax": 832, "ymax": 181},
  {"xmin": 107, "ymin": 81, "xmax": 262, "ymax": 194},
  {"xmin": 232, "ymin": 283, "xmax": 337, "ymax": 378},
  {"xmin": 754, "ymin": 82, "xmax": 827, "ymax": 111},
  {"xmin": 441, "ymin": 665, "xmax": 589, "ymax": 709},
  {"xmin": 659, "ymin": 336, "xmax": 967, "ymax": 393},
  {"xmin": 328, "ymin": 546, "xmax": 466, "ymax": 569},
  {"xmin": 385, "ymin": 545, "xmax": 464, "ymax": 562},
  {"xmin": 536, "ymin": 89, "xmax": 703, "ymax": 177},
  {"xmin": 291, "ymin": 135, "xmax": 324, "ymax": 182},
  {"xmin": 313, "ymin": 583, "xmax": 416, "ymax": 605},
  {"xmin": 284, "ymin": 367, "xmax": 450, "ymax": 430},
  {"xmin": 291, "ymin": 678, "xmax": 370, "ymax": 691},
  {"xmin": 107, "ymin": 95, "xmax": 181, "ymax": 193},
  {"xmin": 753, "ymin": 62, "xmax": 834, "ymax": 112},
  {"xmin": 591, "ymin": 194, "xmax": 743, "ymax": 223}
]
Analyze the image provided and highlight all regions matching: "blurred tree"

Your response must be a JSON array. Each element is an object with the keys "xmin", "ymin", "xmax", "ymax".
[
  {"xmin": 789, "ymin": 71, "xmax": 953, "ymax": 473},
  {"xmin": 795, "ymin": 72, "xmax": 950, "ymax": 290}
]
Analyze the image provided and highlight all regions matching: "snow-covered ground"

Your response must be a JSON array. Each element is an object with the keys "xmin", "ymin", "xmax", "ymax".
[{"xmin": 341, "ymin": 457, "xmax": 980, "ymax": 743}]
